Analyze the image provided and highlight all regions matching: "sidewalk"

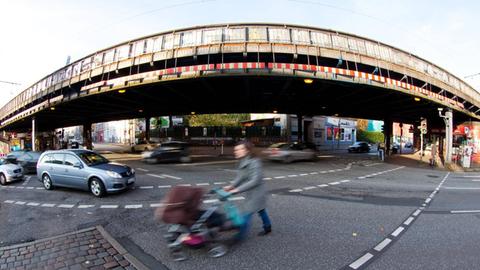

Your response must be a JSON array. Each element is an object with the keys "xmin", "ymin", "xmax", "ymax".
[{"xmin": 0, "ymin": 226, "xmax": 147, "ymax": 270}]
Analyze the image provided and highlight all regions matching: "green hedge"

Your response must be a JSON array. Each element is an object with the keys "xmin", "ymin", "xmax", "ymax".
[{"xmin": 356, "ymin": 130, "xmax": 384, "ymax": 143}]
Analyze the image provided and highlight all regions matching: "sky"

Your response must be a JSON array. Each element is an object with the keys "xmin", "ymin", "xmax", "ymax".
[{"xmin": 1, "ymin": 0, "xmax": 479, "ymax": 107}]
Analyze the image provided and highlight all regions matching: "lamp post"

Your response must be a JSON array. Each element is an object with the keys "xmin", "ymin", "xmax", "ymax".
[{"xmin": 438, "ymin": 108, "xmax": 453, "ymax": 163}]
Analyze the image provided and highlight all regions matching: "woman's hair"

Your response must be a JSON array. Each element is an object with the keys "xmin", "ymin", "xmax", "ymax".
[{"xmin": 236, "ymin": 140, "xmax": 255, "ymax": 155}]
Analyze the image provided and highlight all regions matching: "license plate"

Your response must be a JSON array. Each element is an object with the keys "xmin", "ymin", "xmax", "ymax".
[{"xmin": 127, "ymin": 178, "xmax": 135, "ymax": 184}]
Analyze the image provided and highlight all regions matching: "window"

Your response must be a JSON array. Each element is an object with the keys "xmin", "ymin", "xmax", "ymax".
[
  {"xmin": 64, "ymin": 154, "xmax": 80, "ymax": 166},
  {"xmin": 52, "ymin": 154, "xmax": 64, "ymax": 165},
  {"xmin": 77, "ymin": 152, "xmax": 109, "ymax": 166}
]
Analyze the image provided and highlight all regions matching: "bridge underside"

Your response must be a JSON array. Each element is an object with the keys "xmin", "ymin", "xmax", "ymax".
[{"xmin": 4, "ymin": 75, "xmax": 472, "ymax": 132}]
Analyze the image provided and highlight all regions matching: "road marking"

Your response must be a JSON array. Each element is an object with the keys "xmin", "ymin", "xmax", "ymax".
[
  {"xmin": 349, "ymin": 253, "xmax": 374, "ymax": 269},
  {"xmin": 146, "ymin": 174, "xmax": 165, "ymax": 179},
  {"xmin": 328, "ymin": 170, "xmax": 336, "ymax": 172},
  {"xmin": 41, "ymin": 203, "xmax": 55, "ymax": 207},
  {"xmin": 365, "ymin": 163, "xmax": 382, "ymax": 167},
  {"xmin": 374, "ymin": 238, "xmax": 392, "ymax": 252},
  {"xmin": 450, "ymin": 210, "xmax": 480, "ymax": 214},
  {"xmin": 299, "ymin": 173, "xmax": 309, "ymax": 176},
  {"xmin": 412, "ymin": 209, "xmax": 421, "ymax": 216},
  {"xmin": 16, "ymin": 186, "xmax": 24, "ymax": 189},
  {"xmin": 288, "ymin": 175, "xmax": 298, "ymax": 178},
  {"xmin": 196, "ymin": 183, "xmax": 210, "ymax": 186},
  {"xmin": 303, "ymin": 186, "xmax": 316, "ymax": 190},
  {"xmin": 125, "ymin": 204, "xmax": 143, "ymax": 209},
  {"xmin": 78, "ymin": 205, "xmax": 95, "ymax": 209},
  {"xmin": 139, "ymin": 186, "xmax": 154, "ymax": 189},
  {"xmin": 158, "ymin": 185, "xmax": 172, "ymax": 188},
  {"xmin": 425, "ymin": 198, "xmax": 432, "ymax": 203},
  {"xmin": 403, "ymin": 217, "xmax": 414, "ymax": 226},
  {"xmin": 36, "ymin": 187, "xmax": 43, "ymax": 190},
  {"xmin": 263, "ymin": 177, "xmax": 272, "ymax": 180},
  {"xmin": 391, "ymin": 226, "xmax": 405, "ymax": 237},
  {"xmin": 176, "ymin": 160, "xmax": 237, "ymax": 166},
  {"xmin": 274, "ymin": 176, "xmax": 286, "ymax": 179},
  {"xmin": 203, "ymin": 199, "xmax": 219, "ymax": 204},
  {"xmin": 15, "ymin": 201, "xmax": 26, "ymax": 205},
  {"xmin": 26, "ymin": 202, "xmax": 40, "ymax": 206},
  {"xmin": 317, "ymin": 184, "xmax": 328, "ymax": 187},
  {"xmin": 460, "ymin": 175, "xmax": 480, "ymax": 178},
  {"xmin": 309, "ymin": 172, "xmax": 318, "ymax": 175},
  {"xmin": 162, "ymin": 174, "xmax": 182, "ymax": 180},
  {"xmin": 471, "ymin": 180, "xmax": 480, "ymax": 182},
  {"xmin": 443, "ymin": 187, "xmax": 480, "ymax": 190},
  {"xmin": 179, "ymin": 184, "xmax": 192, "ymax": 187},
  {"xmin": 340, "ymin": 180, "xmax": 351, "ymax": 183},
  {"xmin": 289, "ymin": 189, "xmax": 302, "ymax": 193},
  {"xmin": 320, "ymin": 171, "xmax": 327, "ymax": 174},
  {"xmin": 358, "ymin": 176, "xmax": 366, "ymax": 179},
  {"xmin": 22, "ymin": 176, "xmax": 32, "ymax": 186},
  {"xmin": 228, "ymin": 196, "xmax": 245, "ymax": 201},
  {"xmin": 136, "ymin": 168, "xmax": 149, "ymax": 172},
  {"xmin": 150, "ymin": 203, "xmax": 164, "ymax": 208},
  {"xmin": 100, "ymin": 205, "xmax": 119, "ymax": 209},
  {"xmin": 4, "ymin": 200, "xmax": 14, "ymax": 203},
  {"xmin": 58, "ymin": 204, "xmax": 75, "ymax": 208},
  {"xmin": 214, "ymin": 182, "xmax": 226, "ymax": 185},
  {"xmin": 329, "ymin": 182, "xmax": 340, "ymax": 185},
  {"xmin": 26, "ymin": 187, "xmax": 34, "ymax": 190}
]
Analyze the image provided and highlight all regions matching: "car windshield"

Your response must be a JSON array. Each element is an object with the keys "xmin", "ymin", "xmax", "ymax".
[{"xmin": 76, "ymin": 152, "xmax": 109, "ymax": 166}]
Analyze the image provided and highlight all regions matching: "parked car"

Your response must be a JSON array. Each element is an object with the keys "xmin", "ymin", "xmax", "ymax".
[
  {"xmin": 0, "ymin": 158, "xmax": 24, "ymax": 185},
  {"xmin": 348, "ymin": 142, "xmax": 371, "ymax": 153},
  {"xmin": 263, "ymin": 142, "xmax": 317, "ymax": 163},
  {"xmin": 36, "ymin": 149, "xmax": 135, "ymax": 197},
  {"xmin": 131, "ymin": 140, "xmax": 159, "ymax": 153},
  {"xmin": 141, "ymin": 141, "xmax": 191, "ymax": 163},
  {"xmin": 7, "ymin": 151, "xmax": 42, "ymax": 174}
]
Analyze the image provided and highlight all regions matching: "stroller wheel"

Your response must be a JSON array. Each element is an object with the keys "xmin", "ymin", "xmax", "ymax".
[
  {"xmin": 172, "ymin": 250, "xmax": 187, "ymax": 262},
  {"xmin": 208, "ymin": 244, "xmax": 227, "ymax": 258}
]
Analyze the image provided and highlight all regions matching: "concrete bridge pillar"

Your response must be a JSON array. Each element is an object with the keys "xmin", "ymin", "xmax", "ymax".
[
  {"xmin": 383, "ymin": 117, "xmax": 392, "ymax": 156},
  {"xmin": 83, "ymin": 123, "xmax": 93, "ymax": 150},
  {"xmin": 145, "ymin": 117, "xmax": 151, "ymax": 142},
  {"xmin": 32, "ymin": 117, "xmax": 36, "ymax": 151},
  {"xmin": 297, "ymin": 114, "xmax": 303, "ymax": 143}
]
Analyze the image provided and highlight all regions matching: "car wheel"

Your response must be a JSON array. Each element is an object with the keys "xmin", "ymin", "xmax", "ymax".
[
  {"xmin": 42, "ymin": 174, "xmax": 54, "ymax": 190},
  {"xmin": 0, "ymin": 174, "xmax": 6, "ymax": 186},
  {"xmin": 89, "ymin": 178, "xmax": 106, "ymax": 197}
]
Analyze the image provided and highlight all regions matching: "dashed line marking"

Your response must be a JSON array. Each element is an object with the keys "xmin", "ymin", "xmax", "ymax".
[
  {"xmin": 150, "ymin": 203, "xmax": 164, "ymax": 208},
  {"xmin": 139, "ymin": 186, "xmax": 154, "ymax": 189},
  {"xmin": 26, "ymin": 202, "xmax": 40, "ymax": 206},
  {"xmin": 303, "ymin": 186, "xmax": 316, "ymax": 190},
  {"xmin": 196, "ymin": 183, "xmax": 210, "ymax": 186},
  {"xmin": 412, "ymin": 209, "xmax": 421, "ymax": 216},
  {"xmin": 15, "ymin": 201, "xmax": 26, "ymax": 205},
  {"xmin": 16, "ymin": 186, "xmax": 25, "ymax": 189},
  {"xmin": 41, "ymin": 203, "xmax": 55, "ymax": 207},
  {"xmin": 274, "ymin": 176, "xmax": 286, "ymax": 179},
  {"xmin": 4, "ymin": 200, "xmax": 14, "ymax": 203},
  {"xmin": 329, "ymin": 182, "xmax": 340, "ymax": 185},
  {"xmin": 373, "ymin": 238, "xmax": 392, "ymax": 252},
  {"xmin": 100, "ymin": 205, "xmax": 119, "ymax": 209},
  {"xmin": 125, "ymin": 204, "xmax": 143, "ymax": 209},
  {"xmin": 289, "ymin": 189, "xmax": 303, "ymax": 193},
  {"xmin": 310, "ymin": 172, "xmax": 318, "ymax": 175},
  {"xmin": 162, "ymin": 174, "xmax": 182, "ymax": 180},
  {"xmin": 340, "ymin": 180, "xmax": 351, "ymax": 183},
  {"xmin": 146, "ymin": 174, "xmax": 165, "ymax": 179},
  {"xmin": 391, "ymin": 226, "xmax": 405, "ymax": 237},
  {"xmin": 349, "ymin": 253, "xmax": 374, "ymax": 269},
  {"xmin": 158, "ymin": 185, "xmax": 172, "ymax": 188},
  {"xmin": 288, "ymin": 175, "xmax": 298, "ymax": 178},
  {"xmin": 425, "ymin": 198, "xmax": 432, "ymax": 204},
  {"xmin": 299, "ymin": 173, "xmax": 309, "ymax": 176},
  {"xmin": 263, "ymin": 177, "xmax": 272, "ymax": 180},
  {"xmin": 214, "ymin": 182, "xmax": 226, "ymax": 185},
  {"xmin": 450, "ymin": 210, "xmax": 480, "ymax": 214},
  {"xmin": 179, "ymin": 184, "xmax": 192, "ymax": 187},
  {"xmin": 203, "ymin": 199, "xmax": 218, "ymax": 204},
  {"xmin": 403, "ymin": 217, "xmax": 414, "ymax": 226},
  {"xmin": 78, "ymin": 205, "xmax": 95, "ymax": 209},
  {"xmin": 26, "ymin": 187, "xmax": 34, "ymax": 190},
  {"xmin": 36, "ymin": 187, "xmax": 43, "ymax": 190},
  {"xmin": 317, "ymin": 184, "xmax": 328, "ymax": 187}
]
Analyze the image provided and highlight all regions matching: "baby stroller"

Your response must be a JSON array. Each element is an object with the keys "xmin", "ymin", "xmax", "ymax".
[{"xmin": 157, "ymin": 186, "xmax": 244, "ymax": 261}]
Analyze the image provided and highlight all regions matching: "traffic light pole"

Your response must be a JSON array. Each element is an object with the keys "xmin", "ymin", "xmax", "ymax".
[{"xmin": 438, "ymin": 108, "xmax": 453, "ymax": 164}]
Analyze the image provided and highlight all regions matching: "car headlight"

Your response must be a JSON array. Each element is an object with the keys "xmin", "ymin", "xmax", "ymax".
[
  {"xmin": 130, "ymin": 168, "xmax": 135, "ymax": 174},
  {"xmin": 106, "ymin": 171, "xmax": 122, "ymax": 179}
]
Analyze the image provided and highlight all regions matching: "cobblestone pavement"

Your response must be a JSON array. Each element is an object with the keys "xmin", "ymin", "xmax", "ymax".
[{"xmin": 0, "ymin": 226, "xmax": 138, "ymax": 270}]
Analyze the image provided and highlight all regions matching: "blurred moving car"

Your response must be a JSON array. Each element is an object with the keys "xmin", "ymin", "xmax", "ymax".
[
  {"xmin": 348, "ymin": 142, "xmax": 371, "ymax": 153},
  {"xmin": 263, "ymin": 142, "xmax": 317, "ymax": 163},
  {"xmin": 141, "ymin": 141, "xmax": 191, "ymax": 163},
  {"xmin": 6, "ymin": 151, "xmax": 42, "ymax": 174},
  {"xmin": 131, "ymin": 140, "xmax": 159, "ymax": 153},
  {"xmin": 36, "ymin": 149, "xmax": 135, "ymax": 197},
  {"xmin": 0, "ymin": 158, "xmax": 24, "ymax": 185}
]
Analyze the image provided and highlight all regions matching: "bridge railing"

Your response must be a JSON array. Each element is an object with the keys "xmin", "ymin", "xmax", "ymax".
[{"xmin": 1, "ymin": 23, "xmax": 479, "ymax": 122}]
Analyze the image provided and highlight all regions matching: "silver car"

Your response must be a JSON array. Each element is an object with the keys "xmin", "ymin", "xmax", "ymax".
[
  {"xmin": 0, "ymin": 158, "xmax": 24, "ymax": 185},
  {"xmin": 36, "ymin": 150, "xmax": 135, "ymax": 197},
  {"xmin": 263, "ymin": 142, "xmax": 317, "ymax": 163}
]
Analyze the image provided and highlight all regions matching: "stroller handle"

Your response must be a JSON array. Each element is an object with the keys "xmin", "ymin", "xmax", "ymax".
[{"xmin": 209, "ymin": 188, "xmax": 232, "ymax": 201}]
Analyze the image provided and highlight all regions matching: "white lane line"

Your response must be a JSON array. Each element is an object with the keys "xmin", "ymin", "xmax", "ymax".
[
  {"xmin": 340, "ymin": 180, "xmax": 351, "ymax": 183},
  {"xmin": 78, "ymin": 205, "xmax": 95, "ymax": 209},
  {"xmin": 460, "ymin": 175, "xmax": 480, "ymax": 178},
  {"xmin": 443, "ymin": 187, "xmax": 480, "ymax": 190},
  {"xmin": 150, "ymin": 203, "xmax": 164, "ymax": 208},
  {"xmin": 328, "ymin": 170, "xmax": 336, "ymax": 172},
  {"xmin": 299, "ymin": 173, "xmax": 309, "ymax": 176},
  {"xmin": 203, "ymin": 199, "xmax": 219, "ymax": 204},
  {"xmin": 15, "ymin": 201, "xmax": 26, "ymax": 205},
  {"xmin": 320, "ymin": 171, "xmax": 327, "ymax": 174},
  {"xmin": 373, "ymin": 238, "xmax": 392, "ymax": 252},
  {"xmin": 136, "ymin": 168, "xmax": 149, "ymax": 172},
  {"xmin": 176, "ymin": 160, "xmax": 237, "ymax": 166},
  {"xmin": 274, "ymin": 176, "xmax": 286, "ymax": 179},
  {"xmin": 214, "ymin": 182, "xmax": 226, "ymax": 185},
  {"xmin": 36, "ymin": 187, "xmax": 43, "ymax": 190},
  {"xmin": 317, "ymin": 184, "xmax": 329, "ymax": 188},
  {"xmin": 288, "ymin": 175, "xmax": 298, "ymax": 178},
  {"xmin": 425, "ymin": 198, "xmax": 432, "ymax": 204},
  {"xmin": 358, "ymin": 176, "xmax": 366, "ymax": 179},
  {"xmin": 303, "ymin": 186, "xmax": 317, "ymax": 190},
  {"xmin": 413, "ymin": 209, "xmax": 421, "ymax": 216},
  {"xmin": 125, "ymin": 204, "xmax": 143, "ymax": 209},
  {"xmin": 41, "ymin": 203, "xmax": 55, "ymax": 207},
  {"xmin": 365, "ymin": 163, "xmax": 382, "ymax": 167},
  {"xmin": 162, "ymin": 174, "xmax": 182, "ymax": 180},
  {"xmin": 263, "ymin": 177, "xmax": 272, "ymax": 180},
  {"xmin": 139, "ymin": 186, "xmax": 154, "ymax": 189},
  {"xmin": 310, "ymin": 172, "xmax": 318, "ymax": 175},
  {"xmin": 16, "ymin": 186, "xmax": 25, "ymax": 189},
  {"xmin": 349, "ymin": 253, "xmax": 374, "ymax": 269},
  {"xmin": 289, "ymin": 189, "xmax": 303, "ymax": 193},
  {"xmin": 158, "ymin": 185, "xmax": 172, "ymax": 188},
  {"xmin": 451, "ymin": 210, "xmax": 480, "ymax": 214},
  {"xmin": 26, "ymin": 202, "xmax": 40, "ymax": 206},
  {"xmin": 471, "ymin": 180, "xmax": 480, "ymax": 182},
  {"xmin": 146, "ymin": 174, "xmax": 165, "ymax": 179},
  {"xmin": 329, "ymin": 182, "xmax": 340, "ymax": 185},
  {"xmin": 58, "ymin": 204, "xmax": 75, "ymax": 208},
  {"xmin": 100, "ymin": 205, "xmax": 119, "ymax": 209},
  {"xmin": 403, "ymin": 217, "xmax": 415, "ymax": 226},
  {"xmin": 26, "ymin": 187, "xmax": 34, "ymax": 190},
  {"xmin": 228, "ymin": 196, "xmax": 245, "ymax": 201},
  {"xmin": 179, "ymin": 184, "xmax": 192, "ymax": 187},
  {"xmin": 4, "ymin": 200, "xmax": 15, "ymax": 203},
  {"xmin": 196, "ymin": 183, "xmax": 210, "ymax": 186},
  {"xmin": 391, "ymin": 226, "xmax": 405, "ymax": 237}
]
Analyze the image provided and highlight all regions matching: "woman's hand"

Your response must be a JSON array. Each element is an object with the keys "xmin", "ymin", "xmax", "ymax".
[{"xmin": 223, "ymin": 185, "xmax": 233, "ymax": 191}]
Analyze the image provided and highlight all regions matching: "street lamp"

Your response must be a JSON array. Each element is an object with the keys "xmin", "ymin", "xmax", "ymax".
[{"xmin": 438, "ymin": 107, "xmax": 453, "ymax": 163}]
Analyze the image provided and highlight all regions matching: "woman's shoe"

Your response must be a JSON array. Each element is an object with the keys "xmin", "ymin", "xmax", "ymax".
[{"xmin": 257, "ymin": 226, "xmax": 272, "ymax": 236}]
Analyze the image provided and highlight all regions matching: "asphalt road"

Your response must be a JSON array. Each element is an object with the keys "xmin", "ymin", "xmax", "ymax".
[{"xmin": 1, "ymin": 154, "xmax": 479, "ymax": 269}]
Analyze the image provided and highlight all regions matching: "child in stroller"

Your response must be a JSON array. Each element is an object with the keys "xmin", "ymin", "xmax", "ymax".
[{"xmin": 156, "ymin": 185, "xmax": 243, "ymax": 261}]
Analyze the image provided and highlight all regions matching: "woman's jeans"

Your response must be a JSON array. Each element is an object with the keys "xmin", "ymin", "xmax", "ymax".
[{"xmin": 236, "ymin": 209, "xmax": 271, "ymax": 240}]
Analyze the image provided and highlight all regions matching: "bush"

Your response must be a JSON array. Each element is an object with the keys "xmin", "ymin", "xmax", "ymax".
[{"xmin": 356, "ymin": 130, "xmax": 384, "ymax": 143}]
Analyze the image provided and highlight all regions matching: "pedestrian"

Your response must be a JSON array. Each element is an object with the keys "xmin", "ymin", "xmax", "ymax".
[{"xmin": 224, "ymin": 140, "xmax": 272, "ymax": 241}]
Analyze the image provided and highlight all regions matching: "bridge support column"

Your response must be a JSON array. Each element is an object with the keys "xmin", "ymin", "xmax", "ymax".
[
  {"xmin": 297, "ymin": 114, "xmax": 303, "ymax": 143},
  {"xmin": 145, "ymin": 117, "xmax": 151, "ymax": 142},
  {"xmin": 32, "ymin": 117, "xmax": 36, "ymax": 151},
  {"xmin": 439, "ymin": 109, "xmax": 453, "ymax": 164},
  {"xmin": 384, "ymin": 118, "xmax": 392, "ymax": 156},
  {"xmin": 83, "ymin": 123, "xmax": 93, "ymax": 150}
]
